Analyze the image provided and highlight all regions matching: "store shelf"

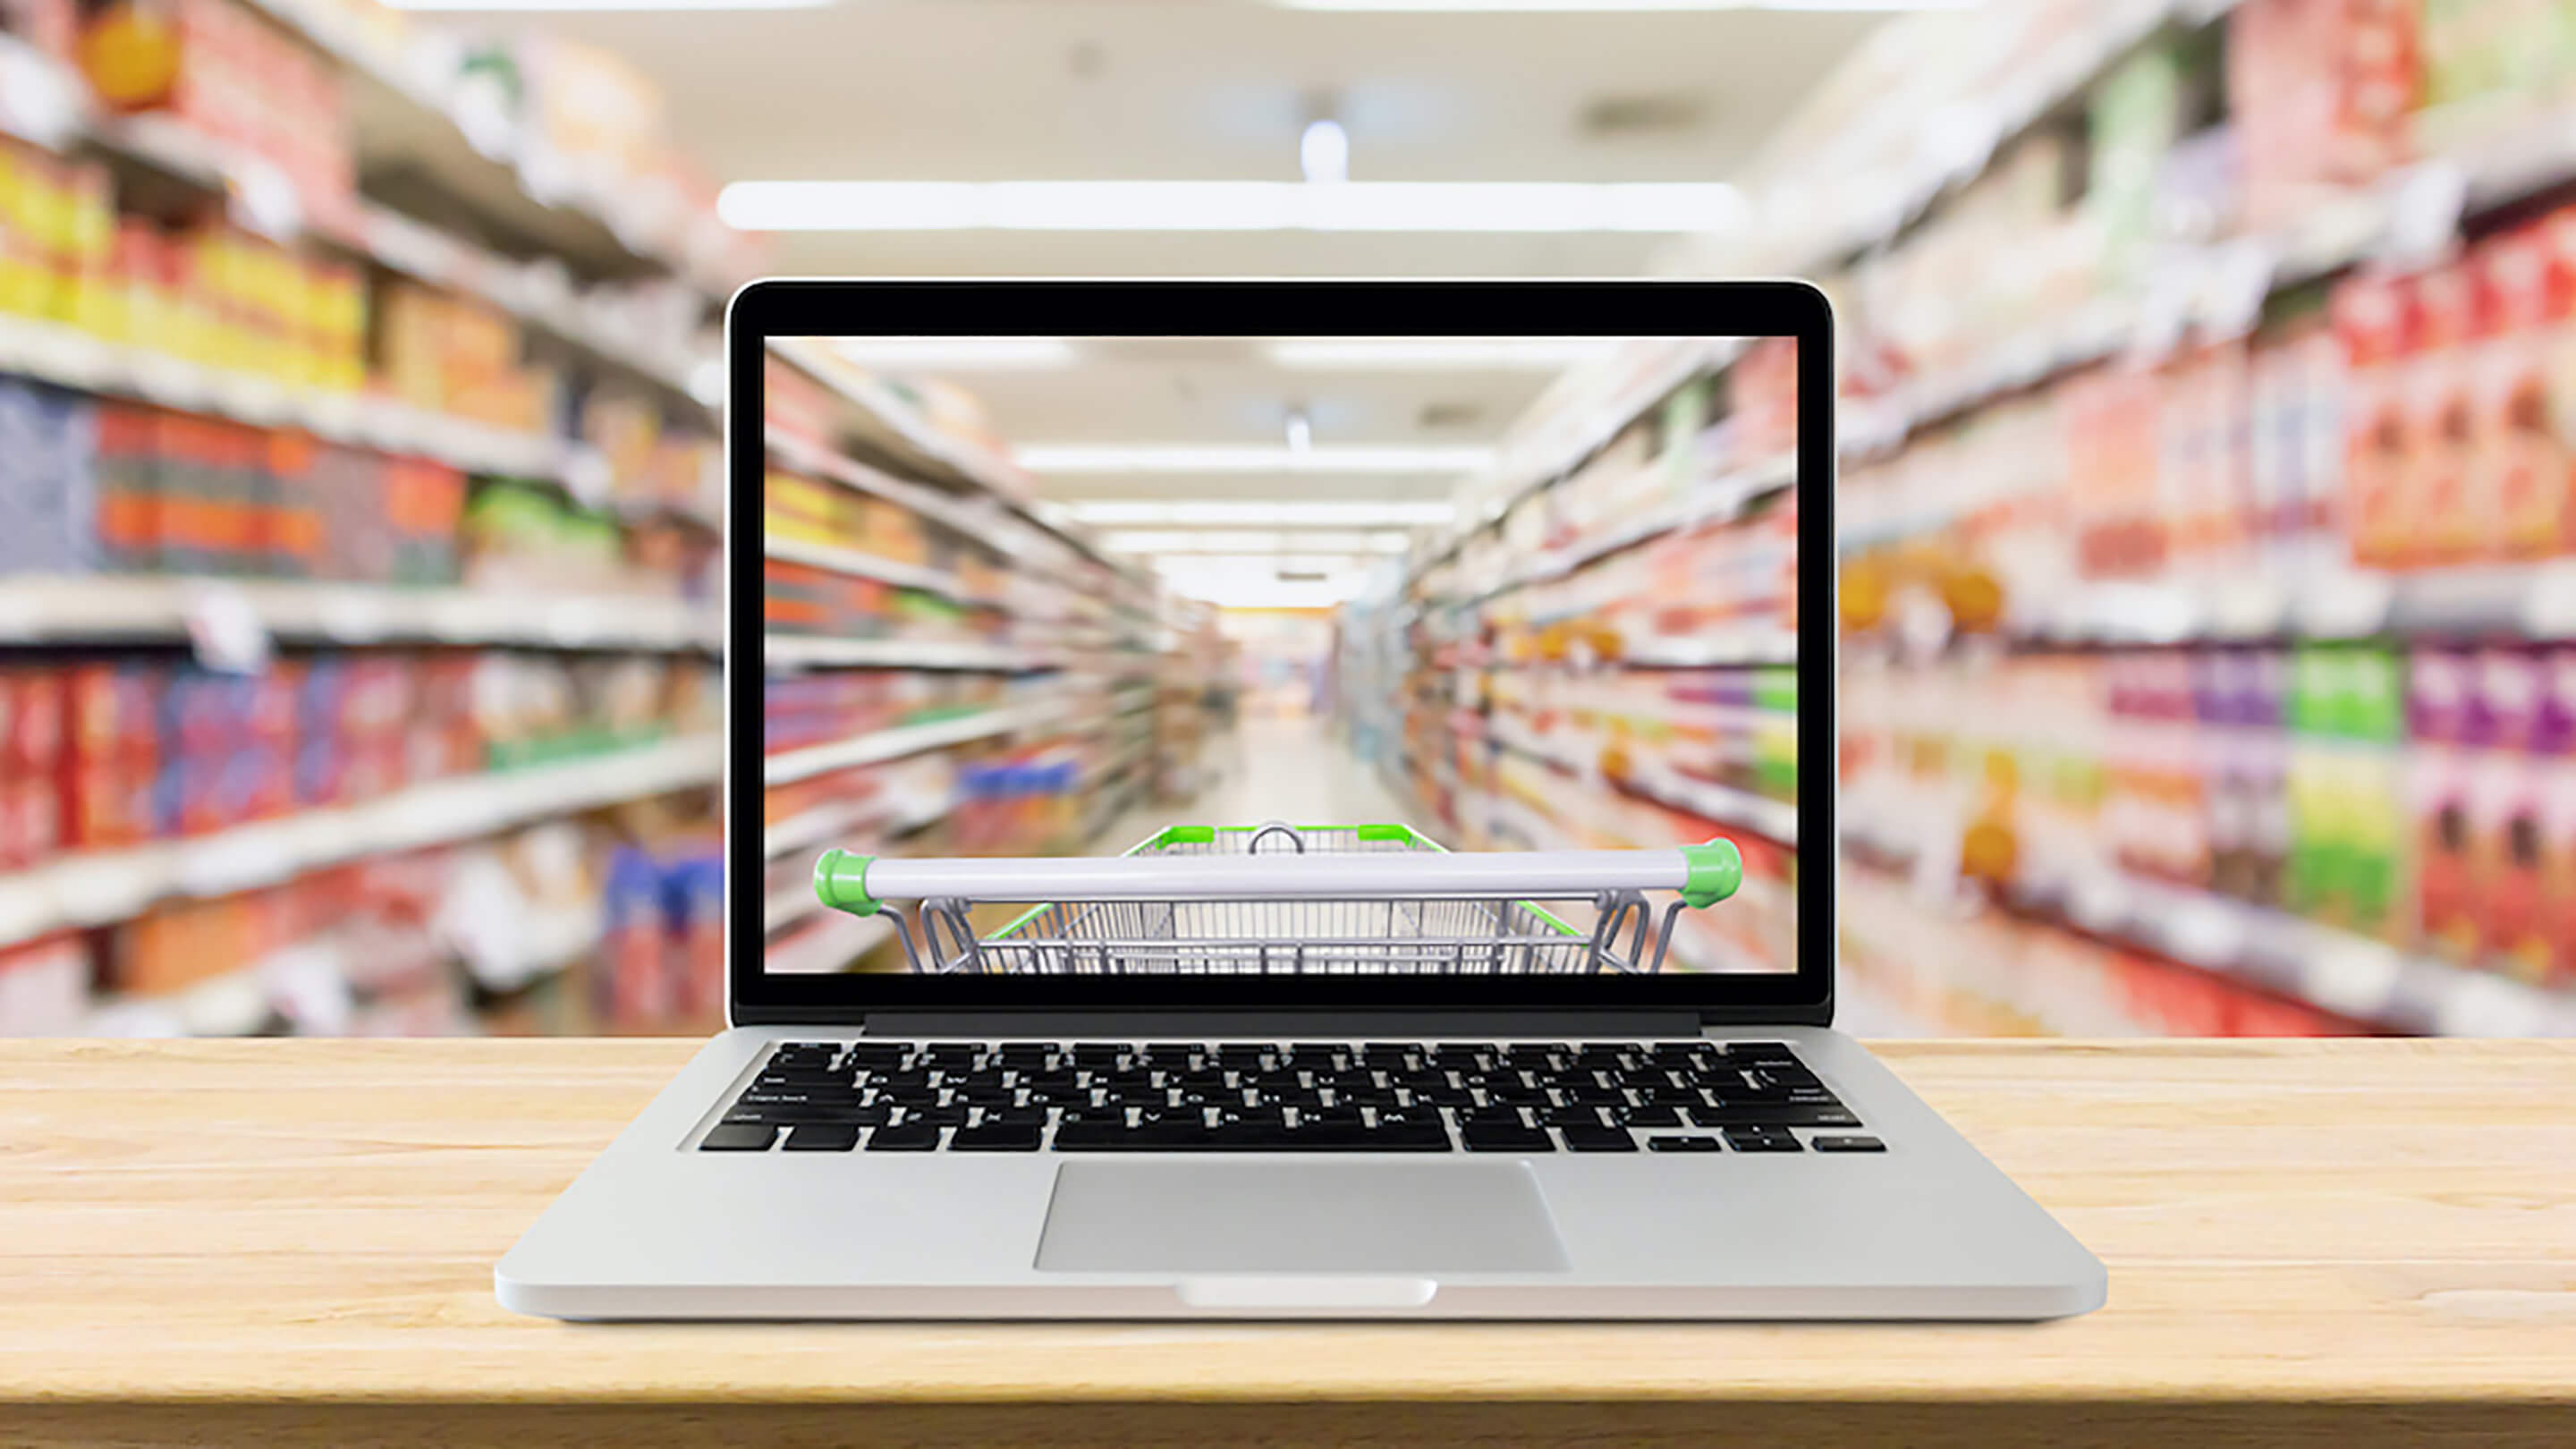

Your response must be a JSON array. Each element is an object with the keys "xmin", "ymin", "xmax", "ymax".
[
  {"xmin": 2, "ymin": 31, "xmax": 733, "ymax": 352},
  {"xmin": 1618, "ymin": 630, "xmax": 1801, "ymax": 667},
  {"xmin": 768, "ymin": 338, "xmax": 1127, "ymax": 575},
  {"xmin": 233, "ymin": 0, "xmax": 741, "ymax": 299},
  {"xmin": 1838, "ymin": 811, "xmax": 2576, "ymax": 1038},
  {"xmin": 353, "ymin": 204, "xmax": 714, "ymax": 413},
  {"xmin": 0, "ymin": 313, "xmax": 572, "ymax": 479},
  {"xmin": 1470, "ymin": 453, "xmax": 1799, "ymax": 603},
  {"xmin": 763, "ymin": 795, "xmax": 946, "ymax": 864},
  {"xmin": 762, "ymin": 634, "xmax": 1055, "ymax": 674},
  {"xmin": 0, "ymin": 734, "xmax": 722, "ymax": 950},
  {"xmin": 0, "ymin": 576, "xmax": 717, "ymax": 651},
  {"xmin": 765, "ymin": 431, "xmax": 1027, "ymax": 560},
  {"xmin": 760, "ymin": 536, "xmax": 1000, "ymax": 607},
  {"xmin": 761, "ymin": 708, "xmax": 1038, "ymax": 787},
  {"xmin": 764, "ymin": 911, "xmax": 895, "ymax": 976},
  {"xmin": 1489, "ymin": 721, "xmax": 1799, "ymax": 847}
]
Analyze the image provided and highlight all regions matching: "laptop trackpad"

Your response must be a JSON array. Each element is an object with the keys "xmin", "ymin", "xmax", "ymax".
[{"xmin": 1035, "ymin": 1160, "xmax": 1570, "ymax": 1274}]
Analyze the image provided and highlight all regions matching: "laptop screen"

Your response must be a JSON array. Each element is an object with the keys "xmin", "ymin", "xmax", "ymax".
[{"xmin": 752, "ymin": 322, "xmax": 1808, "ymax": 989}]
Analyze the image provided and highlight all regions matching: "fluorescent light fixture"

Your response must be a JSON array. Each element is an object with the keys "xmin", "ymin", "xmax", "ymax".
[
  {"xmin": 1158, "ymin": 576, "xmax": 1368, "ymax": 610},
  {"xmin": 1275, "ymin": 1, "xmax": 1973, "ymax": 10},
  {"xmin": 1268, "ymin": 337, "xmax": 1624, "ymax": 369},
  {"xmin": 1016, "ymin": 444, "xmax": 1491, "ymax": 473},
  {"xmin": 391, "ymin": 0, "xmax": 823, "ymax": 10},
  {"xmin": 717, "ymin": 181, "xmax": 1744, "ymax": 233},
  {"xmin": 1301, "ymin": 119, "xmax": 1350, "ymax": 185},
  {"xmin": 1064, "ymin": 501, "xmax": 1457, "ymax": 527},
  {"xmin": 1156, "ymin": 554, "xmax": 1379, "ymax": 577},
  {"xmin": 827, "ymin": 337, "xmax": 1078, "ymax": 369},
  {"xmin": 1101, "ymin": 530, "xmax": 1415, "ymax": 555}
]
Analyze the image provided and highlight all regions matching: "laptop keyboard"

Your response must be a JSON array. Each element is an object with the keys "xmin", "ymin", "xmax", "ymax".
[{"xmin": 699, "ymin": 1040, "xmax": 1880, "ymax": 1156}]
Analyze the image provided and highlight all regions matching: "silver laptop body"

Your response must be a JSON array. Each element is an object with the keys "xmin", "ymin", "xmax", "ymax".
[{"xmin": 496, "ymin": 280, "xmax": 2106, "ymax": 1321}]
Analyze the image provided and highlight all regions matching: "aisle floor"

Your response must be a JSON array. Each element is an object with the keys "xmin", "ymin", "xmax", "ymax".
[{"xmin": 1089, "ymin": 714, "xmax": 1414, "ymax": 852}]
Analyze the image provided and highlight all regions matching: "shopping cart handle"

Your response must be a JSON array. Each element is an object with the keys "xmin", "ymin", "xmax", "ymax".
[{"xmin": 812, "ymin": 838, "xmax": 1741, "ymax": 911}]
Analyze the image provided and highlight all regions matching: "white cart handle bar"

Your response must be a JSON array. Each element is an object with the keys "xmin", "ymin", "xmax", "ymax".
[{"xmin": 814, "ymin": 840, "xmax": 1742, "ymax": 914}]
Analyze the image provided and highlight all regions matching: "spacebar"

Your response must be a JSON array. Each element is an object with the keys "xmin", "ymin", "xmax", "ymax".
[{"xmin": 1052, "ymin": 1122, "xmax": 1453, "ymax": 1151}]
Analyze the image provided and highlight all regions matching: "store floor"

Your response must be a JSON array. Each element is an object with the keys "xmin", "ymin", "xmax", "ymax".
[{"xmin": 1089, "ymin": 713, "xmax": 1413, "ymax": 851}]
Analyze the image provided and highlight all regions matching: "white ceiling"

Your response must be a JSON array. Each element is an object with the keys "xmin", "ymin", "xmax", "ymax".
[{"xmin": 494, "ymin": 0, "xmax": 1882, "ymax": 589}]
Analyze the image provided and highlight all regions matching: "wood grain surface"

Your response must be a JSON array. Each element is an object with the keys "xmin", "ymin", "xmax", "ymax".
[{"xmin": 4, "ymin": 1038, "xmax": 2573, "ymax": 1448}]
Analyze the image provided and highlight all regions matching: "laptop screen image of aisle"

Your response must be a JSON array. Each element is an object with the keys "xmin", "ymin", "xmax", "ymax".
[{"xmin": 755, "ymin": 329, "xmax": 1802, "ymax": 982}]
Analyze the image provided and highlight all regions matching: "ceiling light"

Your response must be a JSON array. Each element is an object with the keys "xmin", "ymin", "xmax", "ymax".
[
  {"xmin": 1268, "ymin": 337, "xmax": 1626, "ymax": 369},
  {"xmin": 1274, "ymin": 1, "xmax": 1973, "ymax": 10},
  {"xmin": 1159, "ymin": 576, "xmax": 1368, "ymax": 610},
  {"xmin": 1064, "ymin": 501, "xmax": 1456, "ymax": 527},
  {"xmin": 389, "ymin": 0, "xmax": 825, "ymax": 10},
  {"xmin": 1016, "ymin": 444, "xmax": 1491, "ymax": 474},
  {"xmin": 1284, "ymin": 409, "xmax": 1313, "ymax": 453},
  {"xmin": 717, "ymin": 181, "xmax": 1744, "ymax": 233},
  {"xmin": 1300, "ymin": 119, "xmax": 1350, "ymax": 185},
  {"xmin": 827, "ymin": 338, "xmax": 1078, "ymax": 369},
  {"xmin": 1101, "ymin": 530, "xmax": 1415, "ymax": 555}
]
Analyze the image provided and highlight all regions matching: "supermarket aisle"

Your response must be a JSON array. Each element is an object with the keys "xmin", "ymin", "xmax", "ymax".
[{"xmin": 1090, "ymin": 716, "xmax": 1412, "ymax": 850}]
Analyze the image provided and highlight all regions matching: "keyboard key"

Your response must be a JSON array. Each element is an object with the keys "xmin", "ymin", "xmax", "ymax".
[
  {"xmin": 1722, "ymin": 1126, "xmax": 1803, "ymax": 1153},
  {"xmin": 1811, "ymin": 1135, "xmax": 1886, "ymax": 1153},
  {"xmin": 782, "ymin": 1123, "xmax": 860, "ymax": 1152},
  {"xmin": 866, "ymin": 1123, "xmax": 944, "ymax": 1151},
  {"xmin": 1459, "ymin": 1122, "xmax": 1553, "ymax": 1153},
  {"xmin": 1560, "ymin": 1125, "xmax": 1638, "ymax": 1153},
  {"xmin": 1618, "ymin": 1104, "xmax": 1683, "ymax": 1129},
  {"xmin": 699, "ymin": 1123, "xmax": 778, "ymax": 1152},
  {"xmin": 951, "ymin": 1122, "xmax": 1045, "ymax": 1151},
  {"xmin": 1693, "ymin": 1104, "xmax": 1861, "ymax": 1129},
  {"xmin": 1646, "ymin": 1135, "xmax": 1722, "ymax": 1153},
  {"xmin": 1053, "ymin": 1119, "xmax": 1449, "ymax": 1151}
]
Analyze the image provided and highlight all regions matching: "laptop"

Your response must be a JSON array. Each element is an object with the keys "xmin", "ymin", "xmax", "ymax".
[{"xmin": 495, "ymin": 280, "xmax": 2106, "ymax": 1320}]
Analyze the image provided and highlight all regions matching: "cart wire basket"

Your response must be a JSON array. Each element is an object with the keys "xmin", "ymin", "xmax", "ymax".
[{"xmin": 812, "ymin": 821, "xmax": 1741, "ymax": 976}]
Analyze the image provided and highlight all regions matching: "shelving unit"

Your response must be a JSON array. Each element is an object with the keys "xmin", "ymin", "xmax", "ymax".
[
  {"xmin": 0, "ymin": 576, "xmax": 716, "ymax": 651},
  {"xmin": 760, "ymin": 708, "xmax": 1041, "ymax": 787},
  {"xmin": 0, "ymin": 3, "xmax": 759, "ymax": 1038},
  {"xmin": 0, "ymin": 733, "xmax": 719, "ymax": 951}
]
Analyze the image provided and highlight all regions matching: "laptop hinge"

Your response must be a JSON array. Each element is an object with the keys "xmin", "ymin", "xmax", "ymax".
[{"xmin": 855, "ymin": 1011, "xmax": 1702, "ymax": 1038}]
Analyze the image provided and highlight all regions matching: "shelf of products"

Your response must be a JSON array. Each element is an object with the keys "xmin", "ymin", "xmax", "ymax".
[
  {"xmin": 0, "ymin": 724, "xmax": 719, "ymax": 950},
  {"xmin": 760, "ymin": 706, "xmax": 1044, "ymax": 788},
  {"xmin": 0, "ymin": 576, "xmax": 714, "ymax": 650},
  {"xmin": 1327, "ymin": 0, "xmax": 2563, "ymax": 1035},
  {"xmin": 0, "ymin": 0, "xmax": 761, "ymax": 1039},
  {"xmin": 1359, "ymin": 335, "xmax": 1806, "ymax": 981}
]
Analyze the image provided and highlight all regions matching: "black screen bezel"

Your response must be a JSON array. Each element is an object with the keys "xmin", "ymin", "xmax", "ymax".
[{"xmin": 727, "ymin": 279, "xmax": 1834, "ymax": 1025}]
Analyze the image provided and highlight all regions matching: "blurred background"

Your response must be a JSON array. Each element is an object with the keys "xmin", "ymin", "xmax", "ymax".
[{"xmin": 4, "ymin": 0, "xmax": 2575, "ymax": 1039}]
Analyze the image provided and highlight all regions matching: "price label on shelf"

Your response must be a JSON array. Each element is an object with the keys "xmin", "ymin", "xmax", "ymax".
[
  {"xmin": 184, "ymin": 583, "xmax": 271, "ymax": 674},
  {"xmin": 0, "ymin": 38, "xmax": 81, "ymax": 150},
  {"xmin": 2300, "ymin": 934, "xmax": 2402, "ymax": 1023},
  {"xmin": 2377, "ymin": 160, "xmax": 2469, "ymax": 272},
  {"xmin": 2196, "ymin": 237, "xmax": 2276, "ymax": 343},
  {"xmin": 225, "ymin": 157, "xmax": 305, "ymax": 245}
]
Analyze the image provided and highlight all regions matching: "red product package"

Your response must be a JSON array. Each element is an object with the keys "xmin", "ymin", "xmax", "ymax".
[
  {"xmin": 2332, "ymin": 270, "xmax": 2417, "ymax": 569},
  {"xmin": 2409, "ymin": 260, "xmax": 2482, "ymax": 569},
  {"xmin": 2474, "ymin": 225, "xmax": 2566, "ymax": 561},
  {"xmin": 0, "ymin": 667, "xmax": 66, "ymax": 770}
]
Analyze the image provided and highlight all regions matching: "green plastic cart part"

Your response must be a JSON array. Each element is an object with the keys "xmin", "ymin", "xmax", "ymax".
[
  {"xmin": 1153, "ymin": 825, "xmax": 1217, "ymax": 846},
  {"xmin": 1354, "ymin": 823, "xmax": 1415, "ymax": 843},
  {"xmin": 812, "ymin": 849, "xmax": 882, "ymax": 917},
  {"xmin": 1680, "ymin": 837, "xmax": 1742, "ymax": 909}
]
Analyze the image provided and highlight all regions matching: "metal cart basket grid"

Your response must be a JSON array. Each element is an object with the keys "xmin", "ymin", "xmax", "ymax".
[{"xmin": 812, "ymin": 821, "xmax": 1742, "ymax": 977}]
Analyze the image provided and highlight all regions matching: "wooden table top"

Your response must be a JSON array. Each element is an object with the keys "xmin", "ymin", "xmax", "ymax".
[{"xmin": 5, "ymin": 1038, "xmax": 2573, "ymax": 1447}]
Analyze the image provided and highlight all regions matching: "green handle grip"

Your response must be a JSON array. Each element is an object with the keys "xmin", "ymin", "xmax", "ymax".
[
  {"xmin": 813, "ymin": 848, "xmax": 881, "ymax": 916},
  {"xmin": 1679, "ymin": 837, "xmax": 1742, "ymax": 909}
]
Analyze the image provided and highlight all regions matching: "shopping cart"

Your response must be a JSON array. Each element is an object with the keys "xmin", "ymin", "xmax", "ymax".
[{"xmin": 811, "ymin": 821, "xmax": 1741, "ymax": 975}]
